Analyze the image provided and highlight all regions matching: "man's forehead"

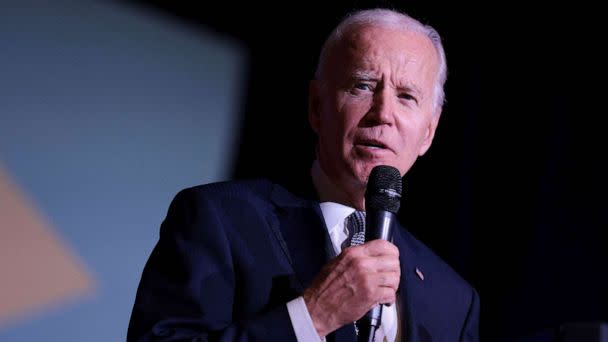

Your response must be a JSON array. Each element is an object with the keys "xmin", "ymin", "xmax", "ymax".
[
  {"xmin": 339, "ymin": 28, "xmax": 431, "ymax": 63},
  {"xmin": 325, "ymin": 26, "xmax": 438, "ymax": 83}
]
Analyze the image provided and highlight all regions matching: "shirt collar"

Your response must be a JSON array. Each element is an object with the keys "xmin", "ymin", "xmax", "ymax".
[{"xmin": 319, "ymin": 202, "xmax": 355, "ymax": 232}]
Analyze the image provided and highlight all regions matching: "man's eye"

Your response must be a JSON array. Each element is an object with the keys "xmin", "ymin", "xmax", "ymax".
[
  {"xmin": 354, "ymin": 83, "xmax": 373, "ymax": 91},
  {"xmin": 399, "ymin": 93, "xmax": 418, "ymax": 103}
]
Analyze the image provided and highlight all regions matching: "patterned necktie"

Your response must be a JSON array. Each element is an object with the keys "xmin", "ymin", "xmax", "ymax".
[{"xmin": 342, "ymin": 210, "xmax": 366, "ymax": 249}]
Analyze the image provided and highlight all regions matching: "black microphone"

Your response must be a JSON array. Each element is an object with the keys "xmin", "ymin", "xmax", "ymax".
[{"xmin": 358, "ymin": 165, "xmax": 402, "ymax": 342}]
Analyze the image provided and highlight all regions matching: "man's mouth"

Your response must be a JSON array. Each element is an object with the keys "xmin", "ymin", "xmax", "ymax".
[{"xmin": 355, "ymin": 138, "xmax": 388, "ymax": 150}]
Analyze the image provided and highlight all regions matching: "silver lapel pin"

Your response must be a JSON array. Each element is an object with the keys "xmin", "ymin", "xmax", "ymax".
[{"xmin": 415, "ymin": 267, "xmax": 425, "ymax": 281}]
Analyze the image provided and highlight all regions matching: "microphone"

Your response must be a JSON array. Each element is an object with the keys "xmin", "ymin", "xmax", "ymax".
[{"xmin": 359, "ymin": 165, "xmax": 402, "ymax": 342}]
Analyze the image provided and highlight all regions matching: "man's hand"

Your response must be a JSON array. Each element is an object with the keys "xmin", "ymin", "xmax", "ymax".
[{"xmin": 302, "ymin": 239, "xmax": 400, "ymax": 337}]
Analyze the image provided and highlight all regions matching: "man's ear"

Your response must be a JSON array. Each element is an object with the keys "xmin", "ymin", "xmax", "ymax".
[
  {"xmin": 308, "ymin": 80, "xmax": 321, "ymax": 134},
  {"xmin": 418, "ymin": 112, "xmax": 441, "ymax": 156}
]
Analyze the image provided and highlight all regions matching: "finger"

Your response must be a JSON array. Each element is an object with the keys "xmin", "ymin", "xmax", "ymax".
[
  {"xmin": 341, "ymin": 254, "xmax": 400, "ymax": 286},
  {"xmin": 348, "ymin": 256, "xmax": 400, "ymax": 277},
  {"xmin": 377, "ymin": 287, "xmax": 397, "ymax": 307},
  {"xmin": 371, "ymin": 255, "xmax": 401, "ymax": 272},
  {"xmin": 375, "ymin": 271, "xmax": 401, "ymax": 291},
  {"xmin": 361, "ymin": 239, "xmax": 400, "ymax": 257}
]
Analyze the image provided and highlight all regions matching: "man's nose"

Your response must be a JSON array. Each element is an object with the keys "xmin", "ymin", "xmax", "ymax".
[{"xmin": 366, "ymin": 89, "xmax": 396, "ymax": 125}]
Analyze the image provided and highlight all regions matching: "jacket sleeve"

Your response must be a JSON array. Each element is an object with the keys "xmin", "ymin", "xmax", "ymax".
[
  {"xmin": 127, "ymin": 188, "xmax": 297, "ymax": 341},
  {"xmin": 459, "ymin": 287, "xmax": 480, "ymax": 342}
]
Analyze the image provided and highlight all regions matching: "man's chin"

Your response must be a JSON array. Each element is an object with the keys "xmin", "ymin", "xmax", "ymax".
[
  {"xmin": 356, "ymin": 161, "xmax": 393, "ymax": 176},
  {"xmin": 349, "ymin": 164, "xmax": 377, "ymax": 187}
]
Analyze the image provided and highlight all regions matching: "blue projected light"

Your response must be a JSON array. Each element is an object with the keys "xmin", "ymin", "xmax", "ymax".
[{"xmin": 0, "ymin": 2, "xmax": 245, "ymax": 341}]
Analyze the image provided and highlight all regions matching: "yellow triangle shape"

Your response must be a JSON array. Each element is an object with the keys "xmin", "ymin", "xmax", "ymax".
[{"xmin": 0, "ymin": 165, "xmax": 96, "ymax": 328}]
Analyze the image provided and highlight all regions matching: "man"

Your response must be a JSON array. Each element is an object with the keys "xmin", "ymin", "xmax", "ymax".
[{"xmin": 128, "ymin": 8, "xmax": 479, "ymax": 342}]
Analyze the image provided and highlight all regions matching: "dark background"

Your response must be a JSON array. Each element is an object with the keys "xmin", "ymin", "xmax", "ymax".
[{"xmin": 127, "ymin": 1, "xmax": 606, "ymax": 340}]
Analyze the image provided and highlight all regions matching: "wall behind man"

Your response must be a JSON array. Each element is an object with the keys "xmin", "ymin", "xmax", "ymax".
[{"xmin": 0, "ymin": 1, "xmax": 245, "ymax": 341}]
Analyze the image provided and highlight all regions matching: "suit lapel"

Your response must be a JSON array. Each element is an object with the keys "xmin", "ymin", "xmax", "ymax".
[
  {"xmin": 269, "ymin": 183, "xmax": 332, "ymax": 291},
  {"xmin": 269, "ymin": 183, "xmax": 358, "ymax": 341},
  {"xmin": 393, "ymin": 224, "xmax": 424, "ymax": 342}
]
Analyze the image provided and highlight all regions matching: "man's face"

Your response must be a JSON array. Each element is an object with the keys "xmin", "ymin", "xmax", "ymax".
[{"xmin": 310, "ymin": 25, "xmax": 441, "ymax": 193}]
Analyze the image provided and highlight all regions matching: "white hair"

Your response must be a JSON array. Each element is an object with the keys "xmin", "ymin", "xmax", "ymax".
[{"xmin": 315, "ymin": 8, "xmax": 448, "ymax": 113}]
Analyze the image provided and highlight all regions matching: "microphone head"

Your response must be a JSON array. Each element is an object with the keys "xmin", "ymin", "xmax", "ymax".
[{"xmin": 365, "ymin": 165, "xmax": 402, "ymax": 213}]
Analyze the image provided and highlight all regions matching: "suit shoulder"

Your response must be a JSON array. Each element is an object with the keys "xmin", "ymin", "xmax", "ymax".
[
  {"xmin": 161, "ymin": 179, "xmax": 277, "ymax": 220},
  {"xmin": 173, "ymin": 179, "xmax": 275, "ymax": 203}
]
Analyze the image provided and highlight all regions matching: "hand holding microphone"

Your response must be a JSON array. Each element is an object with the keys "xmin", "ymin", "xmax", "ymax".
[{"xmin": 303, "ymin": 165, "xmax": 403, "ymax": 340}]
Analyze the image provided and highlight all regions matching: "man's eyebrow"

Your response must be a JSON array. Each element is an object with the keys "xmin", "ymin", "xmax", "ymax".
[
  {"xmin": 350, "ymin": 71, "xmax": 425, "ymax": 98},
  {"xmin": 351, "ymin": 70, "xmax": 379, "ymax": 81}
]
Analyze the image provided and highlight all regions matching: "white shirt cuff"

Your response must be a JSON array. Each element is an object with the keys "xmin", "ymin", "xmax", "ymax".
[{"xmin": 286, "ymin": 296, "xmax": 325, "ymax": 341}]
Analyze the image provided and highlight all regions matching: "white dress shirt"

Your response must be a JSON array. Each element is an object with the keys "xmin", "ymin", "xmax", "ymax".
[{"xmin": 286, "ymin": 201, "xmax": 399, "ymax": 342}]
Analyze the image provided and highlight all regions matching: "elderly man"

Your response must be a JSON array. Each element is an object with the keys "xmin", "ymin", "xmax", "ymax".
[{"xmin": 128, "ymin": 8, "xmax": 479, "ymax": 342}]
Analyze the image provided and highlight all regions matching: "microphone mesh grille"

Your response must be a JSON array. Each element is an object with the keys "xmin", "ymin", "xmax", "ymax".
[{"xmin": 365, "ymin": 165, "xmax": 402, "ymax": 213}]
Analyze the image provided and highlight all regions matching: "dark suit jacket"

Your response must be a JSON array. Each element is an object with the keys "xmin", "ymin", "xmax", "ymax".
[{"xmin": 127, "ymin": 179, "xmax": 479, "ymax": 341}]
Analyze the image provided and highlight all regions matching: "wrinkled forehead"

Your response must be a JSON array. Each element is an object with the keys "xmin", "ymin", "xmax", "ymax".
[
  {"xmin": 327, "ymin": 25, "xmax": 439, "ymax": 83},
  {"xmin": 346, "ymin": 25, "xmax": 435, "ymax": 61}
]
